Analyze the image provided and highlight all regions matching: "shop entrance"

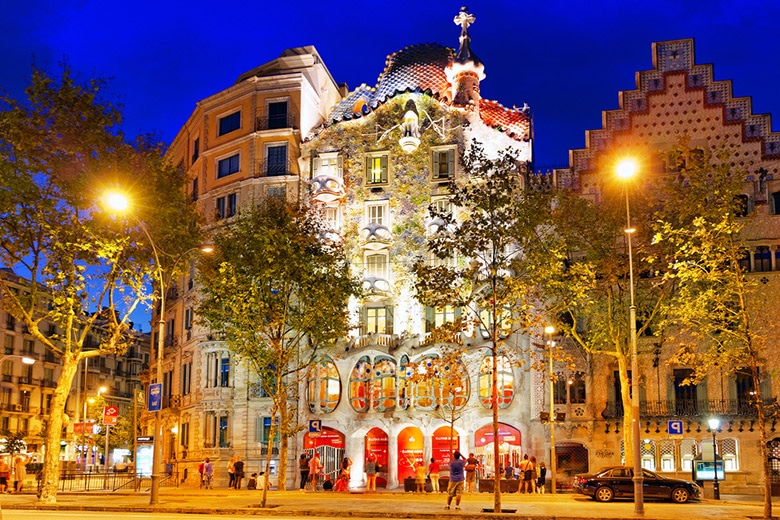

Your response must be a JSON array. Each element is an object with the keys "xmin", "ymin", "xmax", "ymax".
[
  {"xmin": 304, "ymin": 426, "xmax": 345, "ymax": 482},
  {"xmin": 365, "ymin": 427, "xmax": 388, "ymax": 487},
  {"xmin": 474, "ymin": 423, "xmax": 522, "ymax": 479},
  {"xmin": 397, "ymin": 426, "xmax": 423, "ymax": 482}
]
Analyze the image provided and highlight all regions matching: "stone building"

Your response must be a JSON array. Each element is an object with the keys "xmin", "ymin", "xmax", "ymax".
[{"xmin": 555, "ymin": 38, "xmax": 780, "ymax": 494}]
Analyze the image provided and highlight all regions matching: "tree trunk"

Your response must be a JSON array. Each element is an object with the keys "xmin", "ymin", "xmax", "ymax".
[
  {"xmin": 38, "ymin": 353, "xmax": 79, "ymax": 504},
  {"xmin": 260, "ymin": 407, "xmax": 277, "ymax": 508},
  {"xmin": 278, "ymin": 391, "xmax": 289, "ymax": 491},
  {"xmin": 618, "ymin": 354, "xmax": 634, "ymax": 466},
  {"xmin": 751, "ymin": 363, "xmax": 772, "ymax": 519},
  {"xmin": 491, "ymin": 348, "xmax": 501, "ymax": 513}
]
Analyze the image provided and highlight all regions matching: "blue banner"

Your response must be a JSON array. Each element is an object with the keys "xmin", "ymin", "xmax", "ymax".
[{"xmin": 148, "ymin": 383, "xmax": 162, "ymax": 412}]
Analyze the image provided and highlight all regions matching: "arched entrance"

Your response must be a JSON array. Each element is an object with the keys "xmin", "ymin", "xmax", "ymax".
[
  {"xmin": 556, "ymin": 442, "xmax": 589, "ymax": 491},
  {"xmin": 365, "ymin": 427, "xmax": 389, "ymax": 487},
  {"xmin": 432, "ymin": 425, "xmax": 460, "ymax": 467},
  {"xmin": 397, "ymin": 426, "xmax": 423, "ymax": 482},
  {"xmin": 474, "ymin": 423, "xmax": 521, "ymax": 478},
  {"xmin": 304, "ymin": 426, "xmax": 345, "ymax": 481}
]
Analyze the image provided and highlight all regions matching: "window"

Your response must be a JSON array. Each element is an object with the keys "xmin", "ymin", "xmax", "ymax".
[
  {"xmin": 365, "ymin": 307, "xmax": 390, "ymax": 334},
  {"xmin": 184, "ymin": 308, "xmax": 193, "ymax": 330},
  {"xmin": 180, "ymin": 422, "xmax": 190, "ymax": 448},
  {"xmin": 425, "ymin": 305, "xmax": 459, "ymax": 333},
  {"xmin": 754, "ymin": 246, "xmax": 771, "ymax": 272},
  {"xmin": 192, "ymin": 137, "xmax": 200, "ymax": 163},
  {"xmin": 313, "ymin": 154, "xmax": 343, "ymax": 179},
  {"xmin": 478, "ymin": 354, "xmax": 514, "ymax": 408},
  {"xmin": 4, "ymin": 335, "xmax": 13, "ymax": 355},
  {"xmin": 432, "ymin": 148, "xmax": 455, "ymax": 179},
  {"xmin": 22, "ymin": 339, "xmax": 34, "ymax": 355},
  {"xmin": 570, "ymin": 372, "xmax": 586, "ymax": 404},
  {"xmin": 267, "ymin": 186, "xmax": 286, "ymax": 200},
  {"xmin": 324, "ymin": 207, "xmax": 340, "ymax": 231},
  {"xmin": 439, "ymin": 358, "xmax": 469, "ymax": 410},
  {"xmin": 370, "ymin": 356, "xmax": 396, "ymax": 412},
  {"xmin": 6, "ymin": 314, "xmax": 16, "ymax": 330},
  {"xmin": 217, "ymin": 154, "xmax": 240, "ymax": 179},
  {"xmin": 413, "ymin": 354, "xmax": 439, "ymax": 410},
  {"xmin": 267, "ymin": 101, "xmax": 288, "ymax": 129},
  {"xmin": 366, "ymin": 154, "xmax": 388, "ymax": 185},
  {"xmin": 256, "ymin": 416, "xmax": 279, "ymax": 444},
  {"xmin": 733, "ymin": 194, "xmax": 750, "ymax": 217},
  {"xmin": 735, "ymin": 371, "xmax": 755, "ymax": 413},
  {"xmin": 659, "ymin": 439, "xmax": 676, "ymax": 471},
  {"xmin": 365, "ymin": 254, "xmax": 388, "ymax": 279},
  {"xmin": 216, "ymin": 193, "xmax": 237, "ymax": 220},
  {"xmin": 349, "ymin": 356, "xmax": 371, "ymax": 412},
  {"xmin": 674, "ymin": 368, "xmax": 698, "ymax": 415},
  {"xmin": 641, "ymin": 439, "xmax": 656, "ymax": 470},
  {"xmin": 307, "ymin": 357, "xmax": 341, "ymax": 413},
  {"xmin": 398, "ymin": 354, "xmax": 410, "ymax": 410},
  {"xmin": 220, "ymin": 356, "xmax": 230, "ymax": 387},
  {"xmin": 182, "ymin": 361, "xmax": 192, "ymax": 395},
  {"xmin": 367, "ymin": 204, "xmax": 385, "ymax": 226},
  {"xmin": 218, "ymin": 111, "xmax": 241, "ymax": 136},
  {"xmin": 772, "ymin": 191, "xmax": 780, "ymax": 215},
  {"xmin": 721, "ymin": 437, "xmax": 739, "ymax": 470},
  {"xmin": 553, "ymin": 373, "xmax": 567, "ymax": 404},
  {"xmin": 191, "ymin": 177, "xmax": 199, "ymax": 201},
  {"xmin": 218, "ymin": 414, "xmax": 229, "ymax": 448},
  {"xmin": 266, "ymin": 144, "xmax": 288, "ymax": 176}
]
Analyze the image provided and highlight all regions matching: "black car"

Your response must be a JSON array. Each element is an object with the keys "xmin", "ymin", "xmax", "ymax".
[{"xmin": 573, "ymin": 466, "xmax": 701, "ymax": 503}]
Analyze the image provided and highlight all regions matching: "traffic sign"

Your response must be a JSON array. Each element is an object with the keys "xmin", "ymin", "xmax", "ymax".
[
  {"xmin": 103, "ymin": 405, "xmax": 119, "ymax": 425},
  {"xmin": 668, "ymin": 419, "xmax": 684, "ymax": 436},
  {"xmin": 309, "ymin": 419, "xmax": 322, "ymax": 437}
]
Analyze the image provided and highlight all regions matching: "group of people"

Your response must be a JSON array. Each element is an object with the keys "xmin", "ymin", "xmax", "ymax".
[
  {"xmin": 502, "ymin": 454, "xmax": 547, "ymax": 493},
  {"xmin": 197, "ymin": 455, "xmax": 265, "ymax": 491},
  {"xmin": 300, "ymin": 452, "xmax": 357, "ymax": 492},
  {"xmin": 0, "ymin": 455, "xmax": 31, "ymax": 494}
]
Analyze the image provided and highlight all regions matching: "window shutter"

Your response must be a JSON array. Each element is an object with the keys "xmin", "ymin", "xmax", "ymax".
[
  {"xmin": 359, "ymin": 306, "xmax": 367, "ymax": 336},
  {"xmin": 386, "ymin": 306, "xmax": 394, "ymax": 335},
  {"xmin": 337, "ymin": 156, "xmax": 343, "ymax": 178},
  {"xmin": 255, "ymin": 417, "xmax": 264, "ymax": 442},
  {"xmin": 381, "ymin": 155, "xmax": 388, "ymax": 182},
  {"xmin": 447, "ymin": 149, "xmax": 455, "ymax": 177},
  {"xmin": 312, "ymin": 156, "xmax": 320, "ymax": 176},
  {"xmin": 425, "ymin": 307, "xmax": 434, "ymax": 333},
  {"xmin": 432, "ymin": 151, "xmax": 440, "ymax": 177},
  {"xmin": 696, "ymin": 377, "xmax": 708, "ymax": 403},
  {"xmin": 365, "ymin": 156, "xmax": 370, "ymax": 180}
]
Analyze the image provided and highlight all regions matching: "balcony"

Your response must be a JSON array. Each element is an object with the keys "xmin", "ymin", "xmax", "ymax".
[
  {"xmin": 601, "ymin": 398, "xmax": 776, "ymax": 419},
  {"xmin": 256, "ymin": 158, "xmax": 293, "ymax": 177},
  {"xmin": 255, "ymin": 113, "xmax": 296, "ymax": 132},
  {"xmin": 42, "ymin": 379, "xmax": 58, "ymax": 388},
  {"xmin": 310, "ymin": 174, "xmax": 345, "ymax": 204}
]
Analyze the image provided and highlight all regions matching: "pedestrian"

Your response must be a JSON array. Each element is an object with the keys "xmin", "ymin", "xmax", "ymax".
[
  {"xmin": 227, "ymin": 456, "xmax": 236, "ymax": 488},
  {"xmin": 526, "ymin": 456, "xmax": 537, "ymax": 493},
  {"xmin": 233, "ymin": 456, "xmax": 245, "ymax": 489},
  {"xmin": 445, "ymin": 451, "xmax": 466, "ymax": 510},
  {"xmin": 536, "ymin": 461, "xmax": 547, "ymax": 494},
  {"xmin": 414, "ymin": 460, "xmax": 427, "ymax": 493},
  {"xmin": 308, "ymin": 452, "xmax": 323, "ymax": 491},
  {"xmin": 299, "ymin": 453, "xmax": 310, "ymax": 490},
  {"xmin": 203, "ymin": 457, "xmax": 214, "ymax": 489},
  {"xmin": 504, "ymin": 462, "xmax": 514, "ymax": 480},
  {"xmin": 198, "ymin": 459, "xmax": 205, "ymax": 488},
  {"xmin": 428, "ymin": 457, "xmax": 440, "ymax": 493},
  {"xmin": 518, "ymin": 454, "xmax": 530, "ymax": 493},
  {"xmin": 0, "ymin": 457, "xmax": 9, "ymax": 493},
  {"xmin": 365, "ymin": 452, "xmax": 378, "ymax": 492},
  {"xmin": 464, "ymin": 453, "xmax": 479, "ymax": 493},
  {"xmin": 13, "ymin": 455, "xmax": 30, "ymax": 493}
]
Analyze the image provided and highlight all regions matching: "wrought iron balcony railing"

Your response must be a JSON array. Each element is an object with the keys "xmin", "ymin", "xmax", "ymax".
[{"xmin": 601, "ymin": 398, "xmax": 777, "ymax": 419}]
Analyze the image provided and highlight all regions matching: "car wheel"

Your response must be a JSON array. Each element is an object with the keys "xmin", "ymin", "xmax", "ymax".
[
  {"xmin": 594, "ymin": 486, "xmax": 614, "ymax": 502},
  {"xmin": 670, "ymin": 487, "xmax": 690, "ymax": 504}
]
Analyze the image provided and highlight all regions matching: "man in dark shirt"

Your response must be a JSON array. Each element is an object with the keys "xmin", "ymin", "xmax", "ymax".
[
  {"xmin": 446, "ymin": 451, "xmax": 466, "ymax": 510},
  {"xmin": 233, "ymin": 457, "xmax": 245, "ymax": 489}
]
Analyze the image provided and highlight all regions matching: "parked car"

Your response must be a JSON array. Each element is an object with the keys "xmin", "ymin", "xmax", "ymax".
[{"xmin": 573, "ymin": 466, "xmax": 701, "ymax": 503}]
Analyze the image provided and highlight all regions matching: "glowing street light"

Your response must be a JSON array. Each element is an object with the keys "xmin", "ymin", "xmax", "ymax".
[
  {"xmin": 708, "ymin": 418, "xmax": 721, "ymax": 499},
  {"xmin": 616, "ymin": 158, "xmax": 643, "ymax": 516},
  {"xmin": 103, "ymin": 190, "xmax": 211, "ymax": 504}
]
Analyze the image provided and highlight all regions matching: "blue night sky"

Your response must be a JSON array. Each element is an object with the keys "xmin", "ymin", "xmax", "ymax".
[{"xmin": 3, "ymin": 0, "xmax": 780, "ymax": 171}]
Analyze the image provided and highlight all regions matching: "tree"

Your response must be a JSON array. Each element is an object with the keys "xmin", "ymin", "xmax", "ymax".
[
  {"xmin": 653, "ymin": 145, "xmax": 774, "ymax": 518},
  {"xmin": 412, "ymin": 143, "xmax": 585, "ymax": 512},
  {"xmin": 0, "ymin": 64, "xmax": 199, "ymax": 504},
  {"xmin": 197, "ymin": 197, "xmax": 361, "ymax": 505}
]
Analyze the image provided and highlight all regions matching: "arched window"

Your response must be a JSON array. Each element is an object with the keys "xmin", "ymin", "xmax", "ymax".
[
  {"xmin": 680, "ymin": 438, "xmax": 698, "ymax": 472},
  {"xmin": 640, "ymin": 439, "xmax": 656, "ymax": 470},
  {"xmin": 570, "ymin": 371, "xmax": 586, "ymax": 404},
  {"xmin": 439, "ymin": 358, "xmax": 469, "ymax": 410},
  {"xmin": 398, "ymin": 355, "xmax": 410, "ymax": 410},
  {"xmin": 721, "ymin": 437, "xmax": 739, "ymax": 471},
  {"xmin": 371, "ymin": 356, "xmax": 396, "ymax": 412},
  {"xmin": 349, "ymin": 356, "xmax": 371, "ymax": 412},
  {"xmin": 307, "ymin": 356, "xmax": 341, "ymax": 413},
  {"xmin": 413, "ymin": 354, "xmax": 439, "ymax": 411},
  {"xmin": 478, "ymin": 354, "xmax": 514, "ymax": 408}
]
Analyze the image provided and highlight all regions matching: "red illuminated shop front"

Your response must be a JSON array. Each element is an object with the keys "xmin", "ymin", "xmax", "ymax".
[{"xmin": 365, "ymin": 427, "xmax": 389, "ymax": 487}]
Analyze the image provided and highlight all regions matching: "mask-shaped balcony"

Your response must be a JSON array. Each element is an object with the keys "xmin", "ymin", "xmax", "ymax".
[
  {"xmin": 362, "ymin": 277, "xmax": 391, "ymax": 300},
  {"xmin": 310, "ymin": 175, "xmax": 345, "ymax": 204},
  {"xmin": 361, "ymin": 222, "xmax": 392, "ymax": 250}
]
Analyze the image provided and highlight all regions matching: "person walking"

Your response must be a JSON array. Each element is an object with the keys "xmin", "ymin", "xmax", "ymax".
[
  {"xmin": 518, "ymin": 454, "xmax": 530, "ymax": 493},
  {"xmin": 308, "ymin": 452, "xmax": 323, "ymax": 491},
  {"xmin": 0, "ymin": 457, "xmax": 10, "ymax": 493},
  {"xmin": 365, "ymin": 453, "xmax": 378, "ymax": 492},
  {"xmin": 525, "ymin": 456, "xmax": 537, "ymax": 493},
  {"xmin": 428, "ymin": 457, "xmax": 440, "ymax": 493},
  {"xmin": 445, "ymin": 451, "xmax": 466, "ymax": 510},
  {"xmin": 12, "ymin": 455, "xmax": 30, "ymax": 493},
  {"xmin": 299, "ymin": 453, "xmax": 310, "ymax": 490},
  {"xmin": 227, "ymin": 456, "xmax": 236, "ymax": 488},
  {"xmin": 198, "ymin": 459, "xmax": 205, "ymax": 489},
  {"xmin": 536, "ymin": 461, "xmax": 547, "ymax": 494},
  {"xmin": 203, "ymin": 458, "xmax": 214, "ymax": 489},
  {"xmin": 233, "ymin": 456, "xmax": 245, "ymax": 489},
  {"xmin": 464, "ymin": 453, "xmax": 479, "ymax": 493}
]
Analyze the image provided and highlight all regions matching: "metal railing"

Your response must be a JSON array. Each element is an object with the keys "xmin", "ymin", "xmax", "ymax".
[
  {"xmin": 256, "ymin": 158, "xmax": 293, "ymax": 177},
  {"xmin": 56, "ymin": 470, "xmax": 180, "ymax": 492},
  {"xmin": 601, "ymin": 398, "xmax": 777, "ymax": 419}
]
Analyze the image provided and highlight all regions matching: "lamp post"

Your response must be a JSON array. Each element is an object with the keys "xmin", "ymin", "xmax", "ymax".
[
  {"xmin": 544, "ymin": 325, "xmax": 557, "ymax": 495},
  {"xmin": 708, "ymin": 418, "xmax": 721, "ymax": 499},
  {"xmin": 616, "ymin": 158, "xmax": 643, "ymax": 516},
  {"xmin": 104, "ymin": 190, "xmax": 212, "ymax": 504}
]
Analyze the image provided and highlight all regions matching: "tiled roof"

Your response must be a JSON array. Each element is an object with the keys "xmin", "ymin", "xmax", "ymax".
[
  {"xmin": 314, "ymin": 43, "xmax": 531, "ymax": 144},
  {"xmin": 479, "ymin": 99, "xmax": 532, "ymax": 141}
]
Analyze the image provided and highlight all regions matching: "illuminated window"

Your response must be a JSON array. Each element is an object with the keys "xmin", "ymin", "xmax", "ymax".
[
  {"xmin": 397, "ymin": 355, "xmax": 410, "ymax": 410},
  {"xmin": 365, "ymin": 307, "xmax": 388, "ymax": 334},
  {"xmin": 641, "ymin": 439, "xmax": 656, "ymax": 470},
  {"xmin": 680, "ymin": 438, "xmax": 698, "ymax": 472},
  {"xmin": 365, "ymin": 254, "xmax": 388, "ymax": 279},
  {"xmin": 314, "ymin": 154, "xmax": 343, "ymax": 178},
  {"xmin": 413, "ymin": 354, "xmax": 439, "ymax": 411},
  {"xmin": 349, "ymin": 356, "xmax": 371, "ymax": 412},
  {"xmin": 439, "ymin": 359, "xmax": 469, "ymax": 410},
  {"xmin": 366, "ymin": 154, "xmax": 388, "ymax": 185},
  {"xmin": 478, "ymin": 354, "xmax": 514, "ymax": 408},
  {"xmin": 307, "ymin": 357, "xmax": 341, "ymax": 413},
  {"xmin": 218, "ymin": 111, "xmax": 241, "ymax": 136},
  {"xmin": 721, "ymin": 437, "xmax": 739, "ymax": 471},
  {"xmin": 367, "ymin": 204, "xmax": 385, "ymax": 226},
  {"xmin": 370, "ymin": 356, "xmax": 397, "ymax": 412},
  {"xmin": 570, "ymin": 372, "xmax": 586, "ymax": 404},
  {"xmin": 425, "ymin": 305, "xmax": 459, "ymax": 333},
  {"xmin": 659, "ymin": 439, "xmax": 675, "ymax": 471}
]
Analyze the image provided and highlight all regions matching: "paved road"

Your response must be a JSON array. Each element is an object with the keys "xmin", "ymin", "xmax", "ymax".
[{"xmin": 1, "ymin": 488, "xmax": 778, "ymax": 519}]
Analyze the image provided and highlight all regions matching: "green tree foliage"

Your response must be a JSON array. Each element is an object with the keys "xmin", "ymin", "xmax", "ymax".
[
  {"xmin": 412, "ymin": 143, "xmax": 587, "ymax": 511},
  {"xmin": 653, "ymin": 145, "xmax": 774, "ymax": 518},
  {"xmin": 197, "ymin": 197, "xmax": 361, "ymax": 501},
  {"xmin": 0, "ymin": 64, "xmax": 199, "ymax": 503}
]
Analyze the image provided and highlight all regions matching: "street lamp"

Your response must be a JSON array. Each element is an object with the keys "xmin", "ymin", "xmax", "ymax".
[
  {"xmin": 104, "ymin": 191, "xmax": 212, "ymax": 505},
  {"xmin": 616, "ymin": 158, "xmax": 644, "ymax": 516},
  {"xmin": 708, "ymin": 418, "xmax": 721, "ymax": 499},
  {"xmin": 544, "ymin": 325, "xmax": 557, "ymax": 495}
]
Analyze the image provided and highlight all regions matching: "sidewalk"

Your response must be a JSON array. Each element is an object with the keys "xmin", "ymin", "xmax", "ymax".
[{"xmin": 1, "ymin": 487, "xmax": 778, "ymax": 519}]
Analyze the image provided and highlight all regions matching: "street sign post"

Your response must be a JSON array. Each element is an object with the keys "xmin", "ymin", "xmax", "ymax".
[
  {"xmin": 309, "ymin": 419, "xmax": 322, "ymax": 438},
  {"xmin": 668, "ymin": 419, "xmax": 684, "ymax": 437},
  {"xmin": 103, "ymin": 405, "xmax": 119, "ymax": 426}
]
